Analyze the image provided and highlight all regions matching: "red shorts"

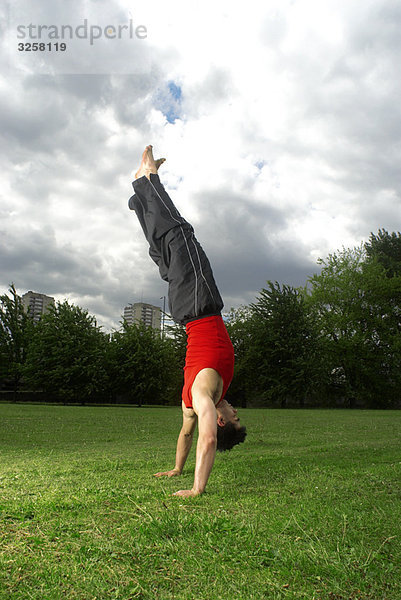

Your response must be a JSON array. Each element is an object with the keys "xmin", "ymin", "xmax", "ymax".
[{"xmin": 182, "ymin": 315, "xmax": 235, "ymax": 409}]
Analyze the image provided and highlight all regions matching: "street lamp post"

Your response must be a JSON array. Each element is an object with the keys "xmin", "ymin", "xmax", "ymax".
[{"xmin": 160, "ymin": 296, "xmax": 166, "ymax": 337}]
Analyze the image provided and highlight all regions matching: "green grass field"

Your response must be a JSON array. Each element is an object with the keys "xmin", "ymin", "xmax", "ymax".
[{"xmin": 0, "ymin": 404, "xmax": 400, "ymax": 600}]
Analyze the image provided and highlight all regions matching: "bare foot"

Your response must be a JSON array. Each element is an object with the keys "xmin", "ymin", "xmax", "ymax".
[{"xmin": 135, "ymin": 145, "xmax": 166, "ymax": 180}]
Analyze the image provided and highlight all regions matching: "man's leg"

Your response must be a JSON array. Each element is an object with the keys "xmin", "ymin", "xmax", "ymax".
[
  {"xmin": 129, "ymin": 147, "xmax": 223, "ymax": 324},
  {"xmin": 129, "ymin": 174, "xmax": 189, "ymax": 255}
]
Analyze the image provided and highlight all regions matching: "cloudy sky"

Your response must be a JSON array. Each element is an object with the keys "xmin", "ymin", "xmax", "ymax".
[{"xmin": 1, "ymin": 0, "xmax": 400, "ymax": 331}]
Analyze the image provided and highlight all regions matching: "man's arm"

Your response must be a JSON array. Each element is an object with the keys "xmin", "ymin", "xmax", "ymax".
[
  {"xmin": 154, "ymin": 402, "xmax": 197, "ymax": 478},
  {"xmin": 173, "ymin": 396, "xmax": 217, "ymax": 497}
]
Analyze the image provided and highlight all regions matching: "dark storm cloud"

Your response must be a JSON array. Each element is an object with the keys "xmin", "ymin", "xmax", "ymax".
[
  {"xmin": 0, "ymin": 76, "xmax": 114, "ymax": 165},
  {"xmin": 0, "ymin": 72, "xmax": 157, "ymax": 157},
  {"xmin": 0, "ymin": 85, "xmax": 70, "ymax": 149},
  {"xmin": 0, "ymin": 224, "xmax": 103, "ymax": 296},
  {"xmin": 291, "ymin": 1, "xmax": 401, "ymax": 196},
  {"xmin": 318, "ymin": 3, "xmax": 401, "ymax": 239},
  {"xmin": 213, "ymin": 244, "xmax": 317, "ymax": 301},
  {"xmin": 0, "ymin": 214, "xmax": 168, "ymax": 329},
  {"xmin": 190, "ymin": 187, "xmax": 318, "ymax": 300},
  {"xmin": 0, "ymin": 68, "xmax": 168, "ymax": 212},
  {"xmin": 29, "ymin": 74, "xmax": 114, "ymax": 105}
]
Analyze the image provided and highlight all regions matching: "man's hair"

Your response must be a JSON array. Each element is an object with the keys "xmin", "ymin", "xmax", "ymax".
[{"xmin": 216, "ymin": 422, "xmax": 247, "ymax": 452}]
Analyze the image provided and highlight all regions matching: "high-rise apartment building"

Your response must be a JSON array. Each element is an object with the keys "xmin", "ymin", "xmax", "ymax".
[
  {"xmin": 22, "ymin": 291, "xmax": 55, "ymax": 323},
  {"xmin": 123, "ymin": 302, "xmax": 161, "ymax": 330}
]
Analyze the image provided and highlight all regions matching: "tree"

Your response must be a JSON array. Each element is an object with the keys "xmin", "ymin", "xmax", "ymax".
[
  {"xmin": 23, "ymin": 301, "xmax": 108, "ymax": 403},
  {"xmin": 165, "ymin": 321, "xmax": 187, "ymax": 367},
  {"xmin": 244, "ymin": 282, "xmax": 318, "ymax": 407},
  {"xmin": 108, "ymin": 321, "xmax": 179, "ymax": 405},
  {"xmin": 164, "ymin": 321, "xmax": 187, "ymax": 402},
  {"xmin": 365, "ymin": 229, "xmax": 401, "ymax": 277},
  {"xmin": 306, "ymin": 245, "xmax": 401, "ymax": 407},
  {"xmin": 225, "ymin": 306, "xmax": 254, "ymax": 407},
  {"xmin": 0, "ymin": 284, "xmax": 33, "ymax": 396}
]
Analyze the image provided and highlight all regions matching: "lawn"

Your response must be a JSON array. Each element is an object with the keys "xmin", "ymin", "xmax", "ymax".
[{"xmin": 0, "ymin": 403, "xmax": 400, "ymax": 599}]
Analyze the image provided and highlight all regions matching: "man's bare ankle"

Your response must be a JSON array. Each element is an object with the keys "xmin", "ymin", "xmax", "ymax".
[{"xmin": 134, "ymin": 147, "xmax": 165, "ymax": 180}]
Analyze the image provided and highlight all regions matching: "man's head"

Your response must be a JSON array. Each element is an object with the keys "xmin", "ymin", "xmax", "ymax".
[{"xmin": 216, "ymin": 399, "xmax": 247, "ymax": 452}]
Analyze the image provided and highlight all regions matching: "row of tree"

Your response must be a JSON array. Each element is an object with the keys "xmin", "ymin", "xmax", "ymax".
[
  {"xmin": 1, "ymin": 229, "xmax": 401, "ymax": 408},
  {"xmin": 0, "ymin": 287, "xmax": 184, "ymax": 406},
  {"xmin": 226, "ymin": 229, "xmax": 401, "ymax": 408}
]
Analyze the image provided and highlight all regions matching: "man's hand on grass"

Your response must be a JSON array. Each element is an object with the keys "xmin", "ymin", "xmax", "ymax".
[
  {"xmin": 153, "ymin": 469, "xmax": 181, "ymax": 478},
  {"xmin": 173, "ymin": 489, "xmax": 200, "ymax": 497}
]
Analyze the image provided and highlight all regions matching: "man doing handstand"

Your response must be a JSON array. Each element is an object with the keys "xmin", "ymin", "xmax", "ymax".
[{"xmin": 129, "ymin": 145, "xmax": 246, "ymax": 497}]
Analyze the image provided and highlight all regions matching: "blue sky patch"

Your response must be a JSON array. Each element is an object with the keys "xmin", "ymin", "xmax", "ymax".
[
  {"xmin": 154, "ymin": 81, "xmax": 182, "ymax": 124},
  {"xmin": 168, "ymin": 81, "xmax": 182, "ymax": 102},
  {"xmin": 255, "ymin": 160, "xmax": 267, "ymax": 170}
]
